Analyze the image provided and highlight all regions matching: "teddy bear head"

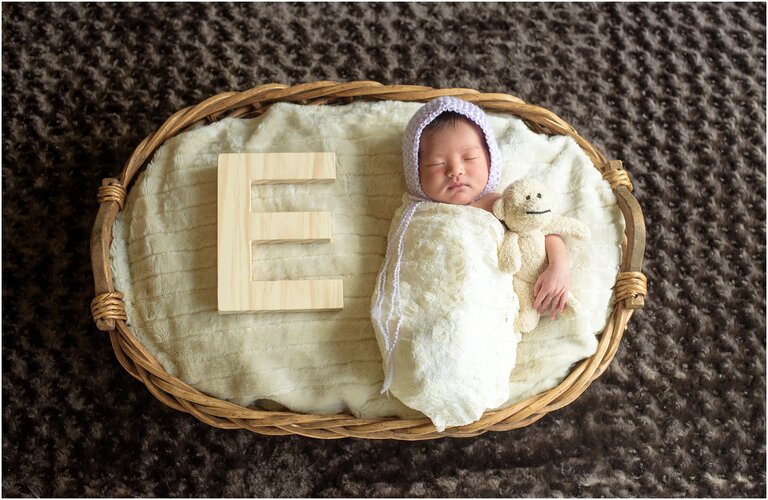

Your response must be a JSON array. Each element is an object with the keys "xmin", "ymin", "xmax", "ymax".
[{"xmin": 492, "ymin": 178, "xmax": 556, "ymax": 232}]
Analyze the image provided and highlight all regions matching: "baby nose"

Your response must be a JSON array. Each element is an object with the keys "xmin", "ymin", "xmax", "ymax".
[{"xmin": 446, "ymin": 161, "xmax": 464, "ymax": 177}]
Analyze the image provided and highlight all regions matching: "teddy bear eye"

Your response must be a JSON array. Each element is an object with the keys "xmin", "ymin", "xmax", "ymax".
[
  {"xmin": 526, "ymin": 195, "xmax": 531, "ymax": 200},
  {"xmin": 537, "ymin": 193, "xmax": 542, "ymax": 198}
]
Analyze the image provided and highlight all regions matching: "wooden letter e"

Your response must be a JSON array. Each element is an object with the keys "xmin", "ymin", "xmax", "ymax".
[{"xmin": 217, "ymin": 153, "xmax": 344, "ymax": 313}]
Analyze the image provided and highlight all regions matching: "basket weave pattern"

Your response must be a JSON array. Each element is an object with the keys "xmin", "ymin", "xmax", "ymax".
[{"xmin": 90, "ymin": 81, "xmax": 647, "ymax": 440}]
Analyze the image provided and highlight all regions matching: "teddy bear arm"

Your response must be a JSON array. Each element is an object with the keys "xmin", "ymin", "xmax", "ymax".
[{"xmin": 543, "ymin": 216, "xmax": 591, "ymax": 240}]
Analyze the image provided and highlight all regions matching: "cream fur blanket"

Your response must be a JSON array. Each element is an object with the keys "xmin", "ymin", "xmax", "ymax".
[{"xmin": 110, "ymin": 100, "xmax": 624, "ymax": 420}]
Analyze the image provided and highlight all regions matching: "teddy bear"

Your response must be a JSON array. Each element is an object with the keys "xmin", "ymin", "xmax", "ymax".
[{"xmin": 492, "ymin": 178, "xmax": 591, "ymax": 333}]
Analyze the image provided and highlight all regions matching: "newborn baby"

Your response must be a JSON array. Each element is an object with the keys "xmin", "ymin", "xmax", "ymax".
[{"xmin": 370, "ymin": 97, "xmax": 521, "ymax": 431}]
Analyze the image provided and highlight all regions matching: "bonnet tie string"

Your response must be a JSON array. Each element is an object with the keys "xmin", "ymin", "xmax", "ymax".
[{"xmin": 372, "ymin": 197, "xmax": 423, "ymax": 393}]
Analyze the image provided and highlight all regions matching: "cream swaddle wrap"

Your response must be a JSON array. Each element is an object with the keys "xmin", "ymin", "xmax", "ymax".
[
  {"xmin": 371, "ymin": 97, "xmax": 521, "ymax": 431},
  {"xmin": 373, "ymin": 196, "xmax": 520, "ymax": 431}
]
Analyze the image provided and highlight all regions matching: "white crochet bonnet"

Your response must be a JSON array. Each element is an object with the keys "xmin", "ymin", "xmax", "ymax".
[{"xmin": 401, "ymin": 95, "xmax": 503, "ymax": 199}]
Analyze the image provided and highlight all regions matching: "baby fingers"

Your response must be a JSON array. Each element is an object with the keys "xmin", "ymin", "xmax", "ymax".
[
  {"xmin": 536, "ymin": 293, "xmax": 554, "ymax": 315},
  {"xmin": 557, "ymin": 293, "xmax": 567, "ymax": 312},
  {"xmin": 551, "ymin": 293, "xmax": 568, "ymax": 320}
]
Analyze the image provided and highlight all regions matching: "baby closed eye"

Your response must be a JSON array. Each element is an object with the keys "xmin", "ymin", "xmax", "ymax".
[{"xmin": 424, "ymin": 158, "xmax": 477, "ymax": 167}]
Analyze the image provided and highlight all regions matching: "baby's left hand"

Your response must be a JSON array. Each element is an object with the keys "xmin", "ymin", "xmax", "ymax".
[{"xmin": 533, "ymin": 260, "xmax": 571, "ymax": 320}]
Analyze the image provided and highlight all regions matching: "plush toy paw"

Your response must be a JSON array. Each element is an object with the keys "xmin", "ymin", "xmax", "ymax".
[
  {"xmin": 558, "ymin": 293, "xmax": 580, "ymax": 319},
  {"xmin": 515, "ymin": 309, "xmax": 541, "ymax": 333}
]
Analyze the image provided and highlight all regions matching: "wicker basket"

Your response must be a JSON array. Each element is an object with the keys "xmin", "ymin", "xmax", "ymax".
[{"xmin": 90, "ymin": 81, "xmax": 647, "ymax": 440}]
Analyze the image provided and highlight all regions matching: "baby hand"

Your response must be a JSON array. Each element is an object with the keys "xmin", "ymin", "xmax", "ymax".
[{"xmin": 533, "ymin": 260, "xmax": 570, "ymax": 320}]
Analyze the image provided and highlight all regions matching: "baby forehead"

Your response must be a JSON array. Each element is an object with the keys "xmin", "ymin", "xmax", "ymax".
[
  {"xmin": 422, "ymin": 112, "xmax": 482, "ymax": 134},
  {"xmin": 419, "ymin": 121, "xmax": 487, "ymax": 152}
]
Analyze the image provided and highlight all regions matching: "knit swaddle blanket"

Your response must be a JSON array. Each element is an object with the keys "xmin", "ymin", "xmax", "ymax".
[
  {"xmin": 110, "ymin": 99, "xmax": 623, "ymax": 423},
  {"xmin": 372, "ymin": 196, "xmax": 521, "ymax": 431}
]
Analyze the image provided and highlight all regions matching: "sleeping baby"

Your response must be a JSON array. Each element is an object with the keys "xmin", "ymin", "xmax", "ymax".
[{"xmin": 370, "ymin": 96, "xmax": 572, "ymax": 431}]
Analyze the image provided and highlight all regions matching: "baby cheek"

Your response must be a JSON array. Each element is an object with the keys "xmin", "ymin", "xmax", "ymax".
[
  {"xmin": 419, "ymin": 165, "xmax": 437, "ymax": 184},
  {"xmin": 417, "ymin": 166, "xmax": 433, "ymax": 194}
]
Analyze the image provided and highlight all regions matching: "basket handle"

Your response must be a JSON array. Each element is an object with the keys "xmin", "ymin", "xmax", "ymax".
[
  {"xmin": 91, "ymin": 178, "xmax": 126, "ymax": 331},
  {"xmin": 604, "ymin": 160, "xmax": 647, "ymax": 309}
]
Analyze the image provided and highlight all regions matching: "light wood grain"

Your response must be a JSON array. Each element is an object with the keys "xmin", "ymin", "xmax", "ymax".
[
  {"xmin": 249, "ymin": 212, "xmax": 331, "ymax": 243},
  {"xmin": 246, "ymin": 280, "xmax": 344, "ymax": 312},
  {"xmin": 219, "ymin": 152, "xmax": 336, "ymax": 184},
  {"xmin": 217, "ymin": 152, "xmax": 344, "ymax": 313}
]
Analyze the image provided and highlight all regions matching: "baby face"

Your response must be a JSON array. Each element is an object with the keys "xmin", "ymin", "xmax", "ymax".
[{"xmin": 418, "ymin": 118, "xmax": 490, "ymax": 205}]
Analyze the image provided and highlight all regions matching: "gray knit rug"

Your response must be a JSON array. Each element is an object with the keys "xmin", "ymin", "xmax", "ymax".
[{"xmin": 2, "ymin": 2, "xmax": 765, "ymax": 497}]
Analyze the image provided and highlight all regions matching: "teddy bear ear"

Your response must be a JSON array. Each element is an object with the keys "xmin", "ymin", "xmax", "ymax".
[{"xmin": 492, "ymin": 198, "xmax": 505, "ymax": 220}]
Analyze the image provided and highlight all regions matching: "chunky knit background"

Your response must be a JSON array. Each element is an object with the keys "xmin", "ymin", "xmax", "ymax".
[{"xmin": 2, "ymin": 2, "xmax": 765, "ymax": 497}]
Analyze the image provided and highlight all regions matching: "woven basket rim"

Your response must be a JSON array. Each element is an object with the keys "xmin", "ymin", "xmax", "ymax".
[{"xmin": 90, "ymin": 81, "xmax": 647, "ymax": 440}]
